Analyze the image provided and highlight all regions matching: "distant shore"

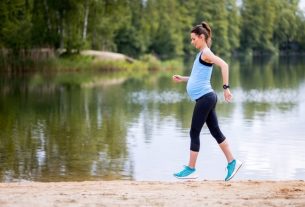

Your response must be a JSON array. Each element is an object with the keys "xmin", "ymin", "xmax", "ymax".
[
  {"xmin": 0, "ymin": 49, "xmax": 184, "ymax": 72},
  {"xmin": 0, "ymin": 180, "xmax": 304, "ymax": 207}
]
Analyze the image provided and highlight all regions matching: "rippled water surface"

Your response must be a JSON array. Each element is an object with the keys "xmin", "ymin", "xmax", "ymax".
[{"xmin": 0, "ymin": 56, "xmax": 305, "ymax": 181}]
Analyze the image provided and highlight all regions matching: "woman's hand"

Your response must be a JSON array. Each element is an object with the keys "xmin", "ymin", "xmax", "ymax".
[
  {"xmin": 172, "ymin": 75, "xmax": 188, "ymax": 83},
  {"xmin": 224, "ymin": 89, "xmax": 233, "ymax": 102}
]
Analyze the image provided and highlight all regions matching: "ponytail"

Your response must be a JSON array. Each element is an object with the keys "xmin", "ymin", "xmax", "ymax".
[
  {"xmin": 201, "ymin": 21, "xmax": 212, "ymax": 48},
  {"xmin": 191, "ymin": 21, "xmax": 213, "ymax": 48}
]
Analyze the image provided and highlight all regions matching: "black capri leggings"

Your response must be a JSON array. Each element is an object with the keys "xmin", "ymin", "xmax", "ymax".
[{"xmin": 190, "ymin": 92, "xmax": 226, "ymax": 152}]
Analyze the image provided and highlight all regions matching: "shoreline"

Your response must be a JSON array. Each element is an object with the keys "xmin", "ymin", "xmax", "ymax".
[{"xmin": 0, "ymin": 180, "xmax": 304, "ymax": 207}]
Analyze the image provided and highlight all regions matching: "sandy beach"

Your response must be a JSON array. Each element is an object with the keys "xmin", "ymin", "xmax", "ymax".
[{"xmin": 0, "ymin": 180, "xmax": 304, "ymax": 207}]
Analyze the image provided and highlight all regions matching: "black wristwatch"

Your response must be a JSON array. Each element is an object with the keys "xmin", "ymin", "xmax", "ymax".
[{"xmin": 223, "ymin": 84, "xmax": 230, "ymax": 89}]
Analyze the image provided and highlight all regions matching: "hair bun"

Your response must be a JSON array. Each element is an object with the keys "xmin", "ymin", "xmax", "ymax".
[
  {"xmin": 201, "ymin": 22, "xmax": 211, "ymax": 34},
  {"xmin": 201, "ymin": 21, "xmax": 209, "ymax": 30},
  {"xmin": 201, "ymin": 21, "xmax": 212, "ymax": 47}
]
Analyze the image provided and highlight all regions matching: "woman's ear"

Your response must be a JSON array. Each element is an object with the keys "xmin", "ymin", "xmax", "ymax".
[{"xmin": 200, "ymin": 34, "xmax": 205, "ymax": 40}]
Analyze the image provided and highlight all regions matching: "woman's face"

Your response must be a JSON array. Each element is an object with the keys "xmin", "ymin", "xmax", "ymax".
[{"xmin": 191, "ymin": 33, "xmax": 204, "ymax": 49}]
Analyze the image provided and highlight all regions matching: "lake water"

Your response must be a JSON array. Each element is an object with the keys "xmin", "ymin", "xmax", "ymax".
[{"xmin": 0, "ymin": 56, "xmax": 305, "ymax": 182}]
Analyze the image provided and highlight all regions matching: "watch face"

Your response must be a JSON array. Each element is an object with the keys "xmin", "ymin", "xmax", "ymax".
[{"xmin": 223, "ymin": 85, "xmax": 229, "ymax": 89}]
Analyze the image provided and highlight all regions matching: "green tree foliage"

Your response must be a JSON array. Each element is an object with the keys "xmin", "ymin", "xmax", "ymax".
[
  {"xmin": 226, "ymin": 0, "xmax": 241, "ymax": 52},
  {"xmin": 114, "ymin": 0, "xmax": 147, "ymax": 58},
  {"xmin": 0, "ymin": 0, "xmax": 305, "ymax": 58},
  {"xmin": 0, "ymin": 0, "xmax": 32, "ymax": 53},
  {"xmin": 296, "ymin": 10, "xmax": 305, "ymax": 50},
  {"xmin": 273, "ymin": 0, "xmax": 300, "ymax": 51},
  {"xmin": 144, "ymin": 0, "xmax": 185, "ymax": 59},
  {"xmin": 240, "ymin": 0, "xmax": 278, "ymax": 54},
  {"xmin": 240, "ymin": 0, "xmax": 305, "ymax": 54},
  {"xmin": 87, "ymin": 0, "xmax": 129, "ymax": 51}
]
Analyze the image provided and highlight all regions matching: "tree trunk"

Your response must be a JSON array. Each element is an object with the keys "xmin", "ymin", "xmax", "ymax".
[
  {"xmin": 56, "ymin": 10, "xmax": 65, "ymax": 49},
  {"xmin": 43, "ymin": 0, "xmax": 52, "ymax": 31},
  {"xmin": 92, "ymin": 6, "xmax": 97, "ymax": 49},
  {"xmin": 82, "ymin": 0, "xmax": 90, "ymax": 41}
]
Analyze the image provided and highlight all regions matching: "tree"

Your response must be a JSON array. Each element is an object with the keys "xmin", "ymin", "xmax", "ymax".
[
  {"xmin": 226, "ymin": 0, "xmax": 241, "ymax": 53},
  {"xmin": 177, "ymin": 0, "xmax": 196, "ymax": 57},
  {"xmin": 240, "ymin": 0, "xmax": 278, "ymax": 54},
  {"xmin": 273, "ymin": 0, "xmax": 300, "ymax": 51},
  {"xmin": 1, "ymin": 0, "xmax": 33, "ymax": 53},
  {"xmin": 1, "ymin": 0, "xmax": 305, "ymax": 59},
  {"xmin": 295, "ymin": 9, "xmax": 305, "ymax": 51},
  {"xmin": 145, "ymin": 0, "xmax": 184, "ymax": 59},
  {"xmin": 114, "ymin": 0, "xmax": 147, "ymax": 58},
  {"xmin": 87, "ymin": 0, "xmax": 130, "ymax": 51},
  {"xmin": 193, "ymin": 0, "xmax": 230, "ymax": 56}
]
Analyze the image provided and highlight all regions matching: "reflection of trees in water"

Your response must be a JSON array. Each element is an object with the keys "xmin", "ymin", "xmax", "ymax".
[
  {"xmin": 238, "ymin": 55, "xmax": 305, "ymax": 90},
  {"xmin": 208, "ymin": 55, "xmax": 304, "ymax": 123},
  {"xmin": 0, "ymin": 80, "xmax": 134, "ymax": 181}
]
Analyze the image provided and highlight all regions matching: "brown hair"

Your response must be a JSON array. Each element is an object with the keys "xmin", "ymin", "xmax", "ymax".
[{"xmin": 191, "ymin": 21, "xmax": 212, "ymax": 47}]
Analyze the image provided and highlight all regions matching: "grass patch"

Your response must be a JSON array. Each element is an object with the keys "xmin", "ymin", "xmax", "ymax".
[{"xmin": 0, "ymin": 53, "xmax": 184, "ymax": 73}]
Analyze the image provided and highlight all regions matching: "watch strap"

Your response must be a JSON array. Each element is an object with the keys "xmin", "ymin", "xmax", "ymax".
[{"xmin": 223, "ymin": 84, "xmax": 230, "ymax": 89}]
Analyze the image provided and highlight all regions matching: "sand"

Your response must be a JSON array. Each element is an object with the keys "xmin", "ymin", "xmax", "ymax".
[{"xmin": 0, "ymin": 180, "xmax": 304, "ymax": 207}]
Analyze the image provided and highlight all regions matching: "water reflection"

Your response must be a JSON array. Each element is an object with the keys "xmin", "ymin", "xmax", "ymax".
[
  {"xmin": 0, "ymin": 74, "xmax": 134, "ymax": 181},
  {"xmin": 0, "ymin": 56, "xmax": 305, "ymax": 182}
]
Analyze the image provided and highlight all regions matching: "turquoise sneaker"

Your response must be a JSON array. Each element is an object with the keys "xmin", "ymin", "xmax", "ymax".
[
  {"xmin": 225, "ymin": 159, "xmax": 243, "ymax": 181},
  {"xmin": 174, "ymin": 166, "xmax": 198, "ymax": 179}
]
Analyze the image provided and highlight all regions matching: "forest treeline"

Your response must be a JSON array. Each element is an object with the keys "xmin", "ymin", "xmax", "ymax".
[{"xmin": 1, "ymin": 0, "xmax": 305, "ymax": 59}]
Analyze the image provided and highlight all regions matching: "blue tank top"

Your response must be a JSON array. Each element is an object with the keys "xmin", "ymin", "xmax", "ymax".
[{"xmin": 186, "ymin": 51, "xmax": 214, "ymax": 101}]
